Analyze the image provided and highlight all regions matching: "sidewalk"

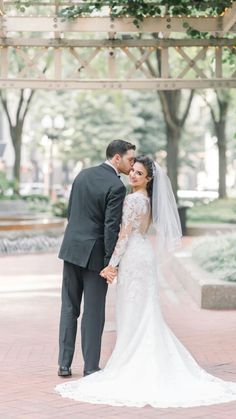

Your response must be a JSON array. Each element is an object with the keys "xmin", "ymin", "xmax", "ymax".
[{"xmin": 1, "ymin": 247, "xmax": 236, "ymax": 419}]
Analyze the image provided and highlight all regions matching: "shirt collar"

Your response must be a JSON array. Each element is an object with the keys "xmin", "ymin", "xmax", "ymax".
[{"xmin": 105, "ymin": 160, "xmax": 119, "ymax": 176}]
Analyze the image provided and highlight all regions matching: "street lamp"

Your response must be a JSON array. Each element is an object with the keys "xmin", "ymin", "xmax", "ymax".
[{"xmin": 41, "ymin": 115, "xmax": 65, "ymax": 200}]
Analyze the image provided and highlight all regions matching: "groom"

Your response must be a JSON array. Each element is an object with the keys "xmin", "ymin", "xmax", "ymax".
[{"xmin": 58, "ymin": 140, "xmax": 136, "ymax": 377}]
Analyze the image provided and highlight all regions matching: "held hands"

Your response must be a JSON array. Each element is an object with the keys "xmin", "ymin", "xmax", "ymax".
[{"xmin": 100, "ymin": 266, "xmax": 118, "ymax": 284}]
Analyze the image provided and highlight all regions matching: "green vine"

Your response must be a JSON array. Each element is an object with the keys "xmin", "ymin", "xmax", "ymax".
[{"xmin": 14, "ymin": 0, "xmax": 233, "ymax": 36}]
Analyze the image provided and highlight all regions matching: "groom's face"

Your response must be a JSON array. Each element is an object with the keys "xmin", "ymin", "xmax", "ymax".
[{"xmin": 118, "ymin": 149, "xmax": 135, "ymax": 175}]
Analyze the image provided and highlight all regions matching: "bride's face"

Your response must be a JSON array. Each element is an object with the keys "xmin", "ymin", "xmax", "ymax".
[{"xmin": 129, "ymin": 162, "xmax": 150, "ymax": 190}]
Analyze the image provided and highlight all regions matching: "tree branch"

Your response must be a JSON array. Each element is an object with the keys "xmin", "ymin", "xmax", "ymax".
[
  {"xmin": 200, "ymin": 93, "xmax": 217, "ymax": 127},
  {"xmin": 0, "ymin": 91, "xmax": 12, "ymax": 127},
  {"xmin": 20, "ymin": 89, "xmax": 35, "ymax": 122},
  {"xmin": 16, "ymin": 90, "xmax": 24, "ymax": 123},
  {"xmin": 139, "ymin": 48, "xmax": 157, "ymax": 78},
  {"xmin": 179, "ymin": 89, "xmax": 194, "ymax": 127}
]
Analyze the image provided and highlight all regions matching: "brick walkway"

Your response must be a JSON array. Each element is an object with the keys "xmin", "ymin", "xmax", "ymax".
[{"xmin": 1, "ymin": 245, "xmax": 236, "ymax": 419}]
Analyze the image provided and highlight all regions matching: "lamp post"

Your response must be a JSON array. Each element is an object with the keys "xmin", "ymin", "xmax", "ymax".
[
  {"xmin": 0, "ymin": 143, "xmax": 6, "ymax": 172},
  {"xmin": 41, "ymin": 115, "xmax": 65, "ymax": 200},
  {"xmin": 0, "ymin": 143, "xmax": 6, "ymax": 158}
]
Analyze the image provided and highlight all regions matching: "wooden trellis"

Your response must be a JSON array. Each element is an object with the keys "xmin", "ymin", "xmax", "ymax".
[{"xmin": 0, "ymin": 1, "xmax": 236, "ymax": 89}]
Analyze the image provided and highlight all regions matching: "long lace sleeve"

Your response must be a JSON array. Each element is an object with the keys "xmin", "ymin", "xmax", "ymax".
[{"xmin": 109, "ymin": 193, "xmax": 149, "ymax": 267}]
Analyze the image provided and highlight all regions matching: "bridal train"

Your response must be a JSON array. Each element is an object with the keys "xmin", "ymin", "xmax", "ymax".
[{"xmin": 55, "ymin": 193, "xmax": 236, "ymax": 408}]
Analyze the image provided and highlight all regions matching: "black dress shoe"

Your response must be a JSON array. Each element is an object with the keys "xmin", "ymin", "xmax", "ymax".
[
  {"xmin": 83, "ymin": 367, "xmax": 101, "ymax": 377},
  {"xmin": 58, "ymin": 366, "xmax": 72, "ymax": 377}
]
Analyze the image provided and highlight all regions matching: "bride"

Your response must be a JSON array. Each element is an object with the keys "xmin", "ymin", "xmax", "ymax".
[{"xmin": 55, "ymin": 155, "xmax": 236, "ymax": 408}]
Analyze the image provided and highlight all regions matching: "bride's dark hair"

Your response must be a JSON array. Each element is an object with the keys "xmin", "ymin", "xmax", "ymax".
[{"xmin": 134, "ymin": 155, "xmax": 154, "ymax": 200}]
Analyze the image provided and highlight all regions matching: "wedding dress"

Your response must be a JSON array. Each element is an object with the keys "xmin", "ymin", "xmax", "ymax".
[{"xmin": 55, "ymin": 192, "xmax": 236, "ymax": 408}]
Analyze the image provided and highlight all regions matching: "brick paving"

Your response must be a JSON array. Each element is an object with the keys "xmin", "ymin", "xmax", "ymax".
[{"xmin": 1, "ymin": 242, "xmax": 236, "ymax": 419}]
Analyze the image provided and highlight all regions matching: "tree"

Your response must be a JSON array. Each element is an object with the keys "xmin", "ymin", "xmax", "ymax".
[
  {"xmin": 0, "ymin": 89, "xmax": 35, "ymax": 192},
  {"xmin": 158, "ymin": 87, "xmax": 194, "ymax": 200},
  {"xmin": 142, "ymin": 41, "xmax": 194, "ymax": 198},
  {"xmin": 57, "ymin": 0, "xmax": 232, "ymax": 199},
  {"xmin": 26, "ymin": 89, "xmax": 166, "ymax": 185},
  {"xmin": 201, "ymin": 90, "xmax": 231, "ymax": 198}
]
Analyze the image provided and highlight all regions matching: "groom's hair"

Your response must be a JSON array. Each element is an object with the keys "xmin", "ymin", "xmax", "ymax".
[{"xmin": 106, "ymin": 140, "xmax": 136, "ymax": 159}]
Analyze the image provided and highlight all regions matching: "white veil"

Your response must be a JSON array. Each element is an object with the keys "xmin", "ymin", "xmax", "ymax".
[{"xmin": 152, "ymin": 162, "xmax": 182, "ymax": 256}]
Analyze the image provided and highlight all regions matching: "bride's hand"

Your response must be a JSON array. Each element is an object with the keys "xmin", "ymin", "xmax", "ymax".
[{"xmin": 100, "ymin": 266, "xmax": 117, "ymax": 284}]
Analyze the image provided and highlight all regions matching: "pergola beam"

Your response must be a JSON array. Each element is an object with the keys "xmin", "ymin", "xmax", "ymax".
[
  {"xmin": 0, "ymin": 37, "xmax": 235, "ymax": 48},
  {"xmin": 2, "ymin": 16, "xmax": 235, "ymax": 34},
  {"xmin": 0, "ymin": 78, "xmax": 235, "ymax": 90},
  {"xmin": 0, "ymin": 2, "xmax": 235, "ymax": 90}
]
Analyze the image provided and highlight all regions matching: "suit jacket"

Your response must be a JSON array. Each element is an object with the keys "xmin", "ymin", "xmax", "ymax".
[{"xmin": 59, "ymin": 163, "xmax": 126, "ymax": 271}]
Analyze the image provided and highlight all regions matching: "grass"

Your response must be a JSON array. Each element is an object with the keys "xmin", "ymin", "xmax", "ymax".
[
  {"xmin": 192, "ymin": 233, "xmax": 236, "ymax": 282},
  {"xmin": 187, "ymin": 198, "xmax": 236, "ymax": 224}
]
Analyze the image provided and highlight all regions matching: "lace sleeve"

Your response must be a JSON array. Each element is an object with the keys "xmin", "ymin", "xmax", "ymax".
[{"xmin": 109, "ymin": 194, "xmax": 148, "ymax": 267}]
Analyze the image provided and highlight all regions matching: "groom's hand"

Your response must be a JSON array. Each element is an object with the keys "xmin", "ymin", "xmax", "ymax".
[{"xmin": 100, "ymin": 266, "xmax": 117, "ymax": 284}]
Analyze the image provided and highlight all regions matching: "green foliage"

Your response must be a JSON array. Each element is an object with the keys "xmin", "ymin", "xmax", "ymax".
[
  {"xmin": 14, "ymin": 1, "xmax": 232, "ymax": 33},
  {"xmin": 0, "ymin": 172, "xmax": 18, "ymax": 198},
  {"xmin": 28, "ymin": 89, "xmax": 165, "ymax": 168},
  {"xmin": 15, "ymin": 0, "xmax": 31, "ymax": 13},
  {"xmin": 19, "ymin": 193, "xmax": 51, "ymax": 213},
  {"xmin": 52, "ymin": 199, "xmax": 68, "ymax": 218},
  {"xmin": 192, "ymin": 233, "xmax": 236, "ymax": 282},
  {"xmin": 188, "ymin": 199, "xmax": 236, "ymax": 224},
  {"xmin": 57, "ymin": 0, "xmax": 232, "ymax": 33},
  {"xmin": 22, "ymin": 194, "xmax": 50, "ymax": 203},
  {"xmin": 12, "ymin": 1, "xmax": 236, "ymax": 63},
  {"xmin": 25, "ymin": 197, "xmax": 52, "ymax": 213},
  {"xmin": 59, "ymin": 1, "xmax": 162, "ymax": 26}
]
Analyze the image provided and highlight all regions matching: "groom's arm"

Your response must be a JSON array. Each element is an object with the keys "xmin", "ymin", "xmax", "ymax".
[
  {"xmin": 66, "ymin": 181, "xmax": 75, "ymax": 220},
  {"xmin": 104, "ymin": 184, "xmax": 126, "ymax": 267}
]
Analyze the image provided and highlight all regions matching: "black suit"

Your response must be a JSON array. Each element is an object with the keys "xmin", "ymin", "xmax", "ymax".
[{"xmin": 58, "ymin": 163, "xmax": 126, "ymax": 372}]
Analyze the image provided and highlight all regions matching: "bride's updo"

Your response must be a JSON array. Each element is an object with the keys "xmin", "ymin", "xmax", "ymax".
[{"xmin": 134, "ymin": 155, "xmax": 154, "ymax": 199}]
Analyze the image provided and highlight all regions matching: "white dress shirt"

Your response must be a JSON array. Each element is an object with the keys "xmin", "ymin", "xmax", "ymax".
[{"xmin": 104, "ymin": 160, "xmax": 120, "ymax": 176}]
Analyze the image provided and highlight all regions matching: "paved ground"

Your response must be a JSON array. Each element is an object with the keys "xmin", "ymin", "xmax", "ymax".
[{"xmin": 1, "ymin": 241, "xmax": 236, "ymax": 419}]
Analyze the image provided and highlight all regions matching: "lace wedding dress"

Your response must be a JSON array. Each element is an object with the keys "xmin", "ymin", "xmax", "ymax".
[{"xmin": 55, "ymin": 192, "xmax": 236, "ymax": 408}]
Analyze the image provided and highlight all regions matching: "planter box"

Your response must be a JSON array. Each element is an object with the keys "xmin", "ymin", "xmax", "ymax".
[
  {"xmin": 186, "ymin": 223, "xmax": 236, "ymax": 236},
  {"xmin": 172, "ymin": 251, "xmax": 236, "ymax": 310},
  {"xmin": 0, "ymin": 199, "xmax": 31, "ymax": 215}
]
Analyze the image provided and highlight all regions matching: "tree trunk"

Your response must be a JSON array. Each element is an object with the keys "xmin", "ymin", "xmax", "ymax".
[
  {"xmin": 166, "ymin": 124, "xmax": 180, "ymax": 200},
  {"xmin": 0, "ymin": 89, "xmax": 35, "ymax": 194},
  {"xmin": 157, "ymin": 88, "xmax": 194, "ymax": 201},
  {"xmin": 210, "ymin": 97, "xmax": 228, "ymax": 199},
  {"xmin": 10, "ymin": 122, "xmax": 23, "ymax": 193},
  {"xmin": 215, "ymin": 119, "xmax": 227, "ymax": 199},
  {"xmin": 62, "ymin": 161, "xmax": 70, "ymax": 184}
]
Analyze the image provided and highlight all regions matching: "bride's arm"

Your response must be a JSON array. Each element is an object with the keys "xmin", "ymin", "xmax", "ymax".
[
  {"xmin": 108, "ymin": 194, "xmax": 144, "ymax": 268},
  {"xmin": 100, "ymin": 194, "xmax": 148, "ymax": 282}
]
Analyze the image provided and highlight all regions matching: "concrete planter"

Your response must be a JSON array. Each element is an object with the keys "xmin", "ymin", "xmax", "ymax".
[
  {"xmin": 186, "ymin": 223, "xmax": 236, "ymax": 236},
  {"xmin": 172, "ymin": 251, "xmax": 236, "ymax": 310}
]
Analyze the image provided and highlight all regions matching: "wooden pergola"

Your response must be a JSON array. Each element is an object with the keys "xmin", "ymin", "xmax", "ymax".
[{"xmin": 0, "ymin": 1, "xmax": 236, "ymax": 90}]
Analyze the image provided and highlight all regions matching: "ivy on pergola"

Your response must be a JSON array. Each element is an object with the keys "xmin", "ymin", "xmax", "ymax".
[
  {"xmin": 57, "ymin": 0, "xmax": 233, "ymax": 34},
  {"xmin": 0, "ymin": 0, "xmax": 235, "ymax": 89}
]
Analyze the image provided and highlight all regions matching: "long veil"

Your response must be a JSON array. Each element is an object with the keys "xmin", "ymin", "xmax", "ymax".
[{"xmin": 152, "ymin": 162, "xmax": 182, "ymax": 258}]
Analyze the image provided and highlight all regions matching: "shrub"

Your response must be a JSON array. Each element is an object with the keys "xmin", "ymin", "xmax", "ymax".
[
  {"xmin": 22, "ymin": 194, "xmax": 50, "ymax": 203},
  {"xmin": 52, "ymin": 199, "xmax": 68, "ymax": 218},
  {"xmin": 0, "ymin": 172, "xmax": 18, "ymax": 198},
  {"xmin": 188, "ymin": 199, "xmax": 236, "ymax": 224},
  {"xmin": 192, "ymin": 233, "xmax": 236, "ymax": 282}
]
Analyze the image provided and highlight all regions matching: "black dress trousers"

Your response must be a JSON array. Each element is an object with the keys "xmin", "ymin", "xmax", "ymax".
[{"xmin": 59, "ymin": 261, "xmax": 108, "ymax": 372}]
